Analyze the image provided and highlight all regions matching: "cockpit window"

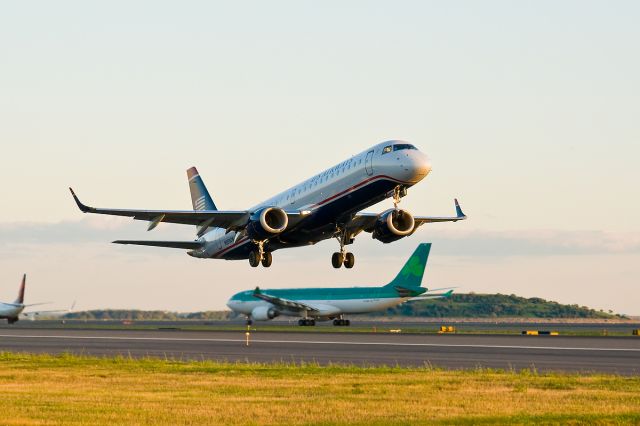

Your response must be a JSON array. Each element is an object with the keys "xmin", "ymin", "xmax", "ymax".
[
  {"xmin": 393, "ymin": 144, "xmax": 417, "ymax": 151},
  {"xmin": 382, "ymin": 145, "xmax": 392, "ymax": 154}
]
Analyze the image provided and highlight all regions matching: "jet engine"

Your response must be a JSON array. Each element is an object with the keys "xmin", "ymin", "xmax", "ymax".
[
  {"xmin": 371, "ymin": 208, "xmax": 415, "ymax": 243},
  {"xmin": 251, "ymin": 306, "xmax": 279, "ymax": 321},
  {"xmin": 246, "ymin": 207, "xmax": 288, "ymax": 240}
]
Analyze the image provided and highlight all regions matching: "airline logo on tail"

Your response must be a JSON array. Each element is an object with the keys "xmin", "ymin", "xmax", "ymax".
[
  {"xmin": 386, "ymin": 243, "xmax": 431, "ymax": 288},
  {"xmin": 194, "ymin": 196, "xmax": 207, "ymax": 211},
  {"xmin": 187, "ymin": 167, "xmax": 217, "ymax": 211},
  {"xmin": 399, "ymin": 256, "xmax": 425, "ymax": 280}
]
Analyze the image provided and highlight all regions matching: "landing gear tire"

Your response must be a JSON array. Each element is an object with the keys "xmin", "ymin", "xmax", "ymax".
[
  {"xmin": 261, "ymin": 252, "xmax": 272, "ymax": 267},
  {"xmin": 249, "ymin": 251, "xmax": 261, "ymax": 267},
  {"xmin": 331, "ymin": 252, "xmax": 344, "ymax": 268},
  {"xmin": 298, "ymin": 318, "xmax": 316, "ymax": 326},
  {"xmin": 333, "ymin": 227, "xmax": 355, "ymax": 269},
  {"xmin": 344, "ymin": 252, "xmax": 355, "ymax": 269},
  {"xmin": 332, "ymin": 319, "xmax": 351, "ymax": 326}
]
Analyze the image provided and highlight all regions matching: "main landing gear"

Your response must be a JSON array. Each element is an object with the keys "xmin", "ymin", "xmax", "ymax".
[
  {"xmin": 332, "ymin": 229, "xmax": 355, "ymax": 269},
  {"xmin": 331, "ymin": 252, "xmax": 354, "ymax": 269},
  {"xmin": 298, "ymin": 318, "xmax": 316, "ymax": 326},
  {"xmin": 333, "ymin": 318, "xmax": 350, "ymax": 326},
  {"xmin": 249, "ymin": 240, "xmax": 272, "ymax": 268}
]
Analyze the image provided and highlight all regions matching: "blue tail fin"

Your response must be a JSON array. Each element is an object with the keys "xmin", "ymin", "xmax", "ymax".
[
  {"xmin": 384, "ymin": 243, "xmax": 431, "ymax": 288},
  {"xmin": 187, "ymin": 167, "xmax": 217, "ymax": 211}
]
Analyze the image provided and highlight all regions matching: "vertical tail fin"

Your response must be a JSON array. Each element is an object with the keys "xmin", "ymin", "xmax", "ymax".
[
  {"xmin": 384, "ymin": 243, "xmax": 431, "ymax": 288},
  {"xmin": 14, "ymin": 274, "xmax": 26, "ymax": 304},
  {"xmin": 187, "ymin": 167, "xmax": 217, "ymax": 211}
]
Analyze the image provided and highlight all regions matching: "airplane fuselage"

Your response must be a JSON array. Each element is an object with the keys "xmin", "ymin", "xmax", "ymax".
[
  {"xmin": 192, "ymin": 141, "xmax": 431, "ymax": 260},
  {"xmin": 227, "ymin": 286, "xmax": 410, "ymax": 319},
  {"xmin": 0, "ymin": 302, "xmax": 24, "ymax": 321}
]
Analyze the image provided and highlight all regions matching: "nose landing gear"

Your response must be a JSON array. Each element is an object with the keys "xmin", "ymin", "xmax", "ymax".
[{"xmin": 392, "ymin": 185, "xmax": 408, "ymax": 209}]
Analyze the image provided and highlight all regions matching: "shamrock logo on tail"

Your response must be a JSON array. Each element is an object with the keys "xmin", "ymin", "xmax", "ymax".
[{"xmin": 400, "ymin": 255, "xmax": 425, "ymax": 279}]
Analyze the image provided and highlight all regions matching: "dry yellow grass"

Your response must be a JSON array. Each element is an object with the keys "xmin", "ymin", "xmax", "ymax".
[{"xmin": 0, "ymin": 352, "xmax": 638, "ymax": 425}]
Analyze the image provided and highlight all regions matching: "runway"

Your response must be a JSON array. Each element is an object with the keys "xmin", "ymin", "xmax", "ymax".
[{"xmin": 0, "ymin": 328, "xmax": 638, "ymax": 374}]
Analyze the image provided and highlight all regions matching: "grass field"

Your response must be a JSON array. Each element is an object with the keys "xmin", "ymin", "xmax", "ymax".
[{"xmin": 0, "ymin": 353, "xmax": 638, "ymax": 425}]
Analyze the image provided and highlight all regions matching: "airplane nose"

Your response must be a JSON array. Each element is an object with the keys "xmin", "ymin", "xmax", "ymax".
[
  {"xmin": 416, "ymin": 152, "xmax": 432, "ymax": 176},
  {"xmin": 404, "ymin": 150, "xmax": 432, "ymax": 182}
]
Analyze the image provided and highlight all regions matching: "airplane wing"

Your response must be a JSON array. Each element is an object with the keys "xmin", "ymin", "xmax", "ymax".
[
  {"xmin": 69, "ymin": 188, "xmax": 309, "ymax": 233},
  {"xmin": 112, "ymin": 240, "xmax": 204, "ymax": 249},
  {"xmin": 252, "ymin": 288, "xmax": 319, "ymax": 313},
  {"xmin": 413, "ymin": 199, "xmax": 467, "ymax": 227},
  {"xmin": 21, "ymin": 309, "xmax": 64, "ymax": 317},
  {"xmin": 346, "ymin": 199, "xmax": 466, "ymax": 235},
  {"xmin": 22, "ymin": 301, "xmax": 76, "ymax": 317}
]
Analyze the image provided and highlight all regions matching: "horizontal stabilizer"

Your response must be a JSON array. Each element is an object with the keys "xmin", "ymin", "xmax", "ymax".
[
  {"xmin": 409, "ymin": 289, "xmax": 454, "ymax": 301},
  {"xmin": 112, "ymin": 240, "xmax": 204, "ymax": 250}
]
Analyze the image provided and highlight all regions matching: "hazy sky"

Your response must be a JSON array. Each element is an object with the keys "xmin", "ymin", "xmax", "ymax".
[{"xmin": 1, "ymin": 1, "xmax": 638, "ymax": 314}]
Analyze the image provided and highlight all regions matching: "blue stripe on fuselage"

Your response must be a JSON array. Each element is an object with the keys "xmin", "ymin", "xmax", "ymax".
[{"xmin": 218, "ymin": 177, "xmax": 402, "ymax": 260}]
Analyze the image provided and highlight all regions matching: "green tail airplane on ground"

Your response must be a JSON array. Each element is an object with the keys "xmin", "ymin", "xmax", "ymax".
[{"xmin": 227, "ymin": 243, "xmax": 454, "ymax": 326}]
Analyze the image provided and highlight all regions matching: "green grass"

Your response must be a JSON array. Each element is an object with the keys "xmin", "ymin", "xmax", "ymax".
[{"xmin": 0, "ymin": 352, "xmax": 638, "ymax": 425}]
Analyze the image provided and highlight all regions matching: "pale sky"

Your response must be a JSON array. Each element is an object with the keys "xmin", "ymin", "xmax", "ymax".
[{"xmin": 0, "ymin": 1, "xmax": 638, "ymax": 314}]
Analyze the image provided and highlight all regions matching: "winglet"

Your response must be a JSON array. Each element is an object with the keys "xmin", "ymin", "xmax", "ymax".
[
  {"xmin": 69, "ymin": 188, "xmax": 91, "ymax": 213},
  {"xmin": 454, "ymin": 199, "xmax": 466, "ymax": 219}
]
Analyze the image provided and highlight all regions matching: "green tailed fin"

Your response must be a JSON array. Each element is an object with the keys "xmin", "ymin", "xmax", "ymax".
[{"xmin": 384, "ymin": 243, "xmax": 431, "ymax": 288}]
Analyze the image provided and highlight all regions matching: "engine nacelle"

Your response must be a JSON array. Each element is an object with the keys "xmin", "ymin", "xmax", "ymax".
[
  {"xmin": 246, "ymin": 207, "xmax": 289, "ymax": 240},
  {"xmin": 251, "ymin": 306, "xmax": 279, "ymax": 321},
  {"xmin": 371, "ymin": 208, "xmax": 415, "ymax": 244}
]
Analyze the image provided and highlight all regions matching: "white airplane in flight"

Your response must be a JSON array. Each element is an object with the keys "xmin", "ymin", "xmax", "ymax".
[
  {"xmin": 0, "ymin": 275, "xmax": 71, "ymax": 324},
  {"xmin": 70, "ymin": 141, "xmax": 466, "ymax": 268}
]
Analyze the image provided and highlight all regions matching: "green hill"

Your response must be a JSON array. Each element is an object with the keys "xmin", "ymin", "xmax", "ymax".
[
  {"xmin": 61, "ymin": 294, "xmax": 622, "ymax": 320},
  {"xmin": 373, "ymin": 293, "xmax": 623, "ymax": 319}
]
